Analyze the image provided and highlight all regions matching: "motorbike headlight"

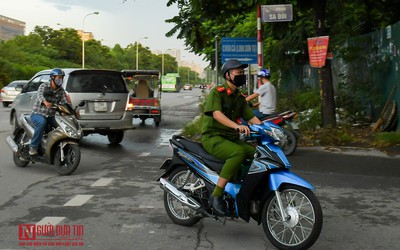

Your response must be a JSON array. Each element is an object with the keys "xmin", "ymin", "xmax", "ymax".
[
  {"xmin": 58, "ymin": 119, "xmax": 81, "ymax": 139},
  {"xmin": 264, "ymin": 127, "xmax": 285, "ymax": 142}
]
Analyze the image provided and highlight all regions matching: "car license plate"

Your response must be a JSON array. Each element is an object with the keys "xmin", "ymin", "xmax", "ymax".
[
  {"xmin": 94, "ymin": 102, "xmax": 107, "ymax": 112},
  {"xmin": 133, "ymin": 109, "xmax": 148, "ymax": 114}
]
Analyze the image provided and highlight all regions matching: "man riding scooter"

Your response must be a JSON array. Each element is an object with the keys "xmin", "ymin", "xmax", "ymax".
[{"xmin": 29, "ymin": 68, "xmax": 69, "ymax": 156}]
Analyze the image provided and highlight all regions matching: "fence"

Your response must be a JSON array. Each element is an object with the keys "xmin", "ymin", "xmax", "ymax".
[{"xmin": 283, "ymin": 20, "xmax": 400, "ymax": 131}]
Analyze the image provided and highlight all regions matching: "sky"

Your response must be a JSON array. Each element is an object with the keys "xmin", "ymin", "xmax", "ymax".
[{"xmin": 0, "ymin": 0, "xmax": 209, "ymax": 69}]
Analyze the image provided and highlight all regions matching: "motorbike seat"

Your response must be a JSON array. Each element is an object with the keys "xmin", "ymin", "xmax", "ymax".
[
  {"xmin": 22, "ymin": 114, "xmax": 34, "ymax": 128},
  {"xmin": 171, "ymin": 135, "xmax": 224, "ymax": 173},
  {"xmin": 259, "ymin": 113, "xmax": 280, "ymax": 121},
  {"xmin": 21, "ymin": 114, "xmax": 52, "ymax": 135}
]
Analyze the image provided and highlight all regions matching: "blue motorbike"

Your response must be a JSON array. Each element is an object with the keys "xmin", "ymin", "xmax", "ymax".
[{"xmin": 158, "ymin": 122, "xmax": 322, "ymax": 249}]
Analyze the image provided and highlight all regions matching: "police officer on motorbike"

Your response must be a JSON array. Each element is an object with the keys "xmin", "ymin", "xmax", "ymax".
[
  {"xmin": 201, "ymin": 59, "xmax": 262, "ymax": 216},
  {"xmin": 29, "ymin": 68, "xmax": 69, "ymax": 156}
]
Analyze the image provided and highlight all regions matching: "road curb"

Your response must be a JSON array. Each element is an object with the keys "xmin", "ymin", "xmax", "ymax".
[{"xmin": 299, "ymin": 146, "xmax": 400, "ymax": 158}]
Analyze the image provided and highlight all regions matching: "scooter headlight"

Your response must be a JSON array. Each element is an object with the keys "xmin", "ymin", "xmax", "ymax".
[
  {"xmin": 264, "ymin": 127, "xmax": 285, "ymax": 142},
  {"xmin": 58, "ymin": 119, "xmax": 82, "ymax": 139}
]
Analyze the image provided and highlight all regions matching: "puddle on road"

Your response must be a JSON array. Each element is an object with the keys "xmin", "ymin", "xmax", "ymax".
[{"xmin": 158, "ymin": 129, "xmax": 182, "ymax": 146}]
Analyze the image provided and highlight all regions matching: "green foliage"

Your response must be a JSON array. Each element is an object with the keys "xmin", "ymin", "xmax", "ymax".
[
  {"xmin": 182, "ymin": 91, "xmax": 206, "ymax": 141},
  {"xmin": 374, "ymin": 132, "xmax": 400, "ymax": 147},
  {"xmin": 0, "ymin": 25, "xmax": 201, "ymax": 87},
  {"xmin": 182, "ymin": 115, "xmax": 203, "ymax": 142}
]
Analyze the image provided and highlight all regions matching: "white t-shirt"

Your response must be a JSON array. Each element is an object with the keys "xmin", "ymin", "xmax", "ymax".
[{"xmin": 255, "ymin": 81, "xmax": 276, "ymax": 115}]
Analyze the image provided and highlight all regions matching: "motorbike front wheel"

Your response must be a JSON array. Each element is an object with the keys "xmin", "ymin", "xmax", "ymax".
[
  {"xmin": 54, "ymin": 144, "xmax": 81, "ymax": 175},
  {"xmin": 261, "ymin": 184, "xmax": 323, "ymax": 250},
  {"xmin": 281, "ymin": 128, "xmax": 297, "ymax": 156},
  {"xmin": 163, "ymin": 166, "xmax": 203, "ymax": 226}
]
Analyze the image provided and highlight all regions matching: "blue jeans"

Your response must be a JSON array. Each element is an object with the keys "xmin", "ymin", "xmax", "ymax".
[{"xmin": 30, "ymin": 114, "xmax": 56, "ymax": 149}]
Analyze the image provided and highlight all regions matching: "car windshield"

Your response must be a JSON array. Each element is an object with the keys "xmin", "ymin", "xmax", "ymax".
[
  {"xmin": 66, "ymin": 73, "xmax": 127, "ymax": 93},
  {"xmin": 8, "ymin": 81, "xmax": 25, "ymax": 87}
]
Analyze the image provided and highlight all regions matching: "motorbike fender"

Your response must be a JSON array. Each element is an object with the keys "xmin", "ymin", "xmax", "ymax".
[
  {"xmin": 12, "ymin": 126, "xmax": 25, "ymax": 137},
  {"xmin": 269, "ymin": 170, "xmax": 314, "ymax": 191},
  {"xmin": 45, "ymin": 129, "xmax": 79, "ymax": 157},
  {"xmin": 156, "ymin": 156, "xmax": 186, "ymax": 181},
  {"xmin": 47, "ymin": 139, "xmax": 80, "ymax": 165}
]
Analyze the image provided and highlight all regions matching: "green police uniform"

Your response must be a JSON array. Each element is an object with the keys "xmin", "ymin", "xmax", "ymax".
[{"xmin": 202, "ymin": 82, "xmax": 256, "ymax": 181}]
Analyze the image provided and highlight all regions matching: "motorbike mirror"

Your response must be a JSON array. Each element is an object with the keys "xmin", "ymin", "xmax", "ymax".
[{"xmin": 78, "ymin": 101, "xmax": 86, "ymax": 107}]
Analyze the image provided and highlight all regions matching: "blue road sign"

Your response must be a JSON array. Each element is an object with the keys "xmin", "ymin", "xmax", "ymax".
[{"xmin": 221, "ymin": 37, "xmax": 257, "ymax": 64}]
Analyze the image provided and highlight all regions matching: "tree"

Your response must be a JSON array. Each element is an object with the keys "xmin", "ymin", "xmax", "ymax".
[{"xmin": 165, "ymin": 0, "xmax": 400, "ymax": 127}]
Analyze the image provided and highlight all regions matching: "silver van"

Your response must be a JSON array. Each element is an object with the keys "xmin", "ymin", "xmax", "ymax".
[{"xmin": 10, "ymin": 69, "xmax": 134, "ymax": 144}]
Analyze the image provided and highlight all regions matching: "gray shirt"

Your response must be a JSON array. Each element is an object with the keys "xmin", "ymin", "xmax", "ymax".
[{"xmin": 255, "ymin": 81, "xmax": 276, "ymax": 115}]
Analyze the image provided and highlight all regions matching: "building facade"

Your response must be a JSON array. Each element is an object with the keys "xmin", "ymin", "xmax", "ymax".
[
  {"xmin": 76, "ymin": 30, "xmax": 95, "ymax": 41},
  {"xmin": 0, "ymin": 15, "xmax": 25, "ymax": 41}
]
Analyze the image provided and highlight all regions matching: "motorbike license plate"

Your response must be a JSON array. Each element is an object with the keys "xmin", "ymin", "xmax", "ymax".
[{"xmin": 94, "ymin": 102, "xmax": 107, "ymax": 112}]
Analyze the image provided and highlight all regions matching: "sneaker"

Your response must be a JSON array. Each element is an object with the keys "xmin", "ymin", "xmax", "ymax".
[
  {"xmin": 29, "ymin": 147, "xmax": 38, "ymax": 156},
  {"xmin": 210, "ymin": 195, "xmax": 226, "ymax": 216}
]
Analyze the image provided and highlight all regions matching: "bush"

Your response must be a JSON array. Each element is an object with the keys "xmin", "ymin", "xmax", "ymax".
[{"xmin": 374, "ymin": 132, "xmax": 400, "ymax": 147}]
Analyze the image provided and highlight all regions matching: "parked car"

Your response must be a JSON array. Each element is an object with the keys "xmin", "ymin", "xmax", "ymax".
[
  {"xmin": 1, "ymin": 80, "xmax": 28, "ymax": 107},
  {"xmin": 183, "ymin": 84, "xmax": 193, "ymax": 90},
  {"xmin": 10, "ymin": 69, "xmax": 135, "ymax": 145}
]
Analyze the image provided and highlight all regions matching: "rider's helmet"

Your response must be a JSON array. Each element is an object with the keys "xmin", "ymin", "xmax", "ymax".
[
  {"xmin": 257, "ymin": 69, "xmax": 271, "ymax": 78},
  {"xmin": 221, "ymin": 59, "xmax": 248, "ymax": 79},
  {"xmin": 50, "ymin": 68, "xmax": 65, "ymax": 87}
]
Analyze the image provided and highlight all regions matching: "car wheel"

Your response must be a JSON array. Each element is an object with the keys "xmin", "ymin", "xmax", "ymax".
[
  {"xmin": 107, "ymin": 131, "xmax": 124, "ymax": 145},
  {"xmin": 3, "ymin": 102, "xmax": 8, "ymax": 108}
]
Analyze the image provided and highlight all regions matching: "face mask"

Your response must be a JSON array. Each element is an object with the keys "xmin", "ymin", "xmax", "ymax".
[
  {"xmin": 54, "ymin": 78, "xmax": 63, "ymax": 87},
  {"xmin": 231, "ymin": 74, "xmax": 246, "ymax": 87}
]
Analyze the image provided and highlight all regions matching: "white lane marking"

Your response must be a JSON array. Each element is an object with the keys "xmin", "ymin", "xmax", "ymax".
[
  {"xmin": 138, "ymin": 152, "xmax": 151, "ymax": 157},
  {"xmin": 91, "ymin": 178, "xmax": 114, "ymax": 187},
  {"xmin": 63, "ymin": 195, "xmax": 94, "ymax": 206},
  {"xmin": 36, "ymin": 216, "xmax": 65, "ymax": 226}
]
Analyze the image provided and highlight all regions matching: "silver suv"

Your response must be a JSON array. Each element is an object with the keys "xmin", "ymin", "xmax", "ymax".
[{"xmin": 10, "ymin": 69, "xmax": 134, "ymax": 144}]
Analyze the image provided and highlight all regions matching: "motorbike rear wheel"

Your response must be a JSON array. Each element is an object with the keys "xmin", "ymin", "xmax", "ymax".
[
  {"xmin": 163, "ymin": 166, "xmax": 203, "ymax": 226},
  {"xmin": 261, "ymin": 184, "xmax": 323, "ymax": 250},
  {"xmin": 54, "ymin": 144, "xmax": 81, "ymax": 175},
  {"xmin": 281, "ymin": 128, "xmax": 297, "ymax": 156},
  {"xmin": 13, "ymin": 130, "xmax": 29, "ymax": 168}
]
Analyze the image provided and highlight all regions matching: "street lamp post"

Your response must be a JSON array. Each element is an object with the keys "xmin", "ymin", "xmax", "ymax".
[
  {"xmin": 162, "ymin": 49, "xmax": 172, "ymax": 77},
  {"xmin": 161, "ymin": 52, "xmax": 164, "ymax": 76},
  {"xmin": 187, "ymin": 67, "xmax": 190, "ymax": 85},
  {"xmin": 136, "ymin": 37, "xmax": 148, "ymax": 70},
  {"xmin": 82, "ymin": 11, "xmax": 99, "ymax": 68}
]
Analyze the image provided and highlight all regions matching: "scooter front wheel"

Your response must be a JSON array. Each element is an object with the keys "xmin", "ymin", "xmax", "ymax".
[
  {"xmin": 54, "ymin": 144, "xmax": 81, "ymax": 175},
  {"xmin": 261, "ymin": 184, "xmax": 323, "ymax": 249}
]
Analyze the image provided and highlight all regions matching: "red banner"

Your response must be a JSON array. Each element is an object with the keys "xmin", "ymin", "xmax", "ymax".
[{"xmin": 307, "ymin": 36, "xmax": 329, "ymax": 68}]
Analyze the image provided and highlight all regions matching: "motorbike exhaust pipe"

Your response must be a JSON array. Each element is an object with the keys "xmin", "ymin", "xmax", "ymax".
[
  {"xmin": 6, "ymin": 136, "xmax": 18, "ymax": 153},
  {"xmin": 160, "ymin": 178, "xmax": 201, "ymax": 210}
]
